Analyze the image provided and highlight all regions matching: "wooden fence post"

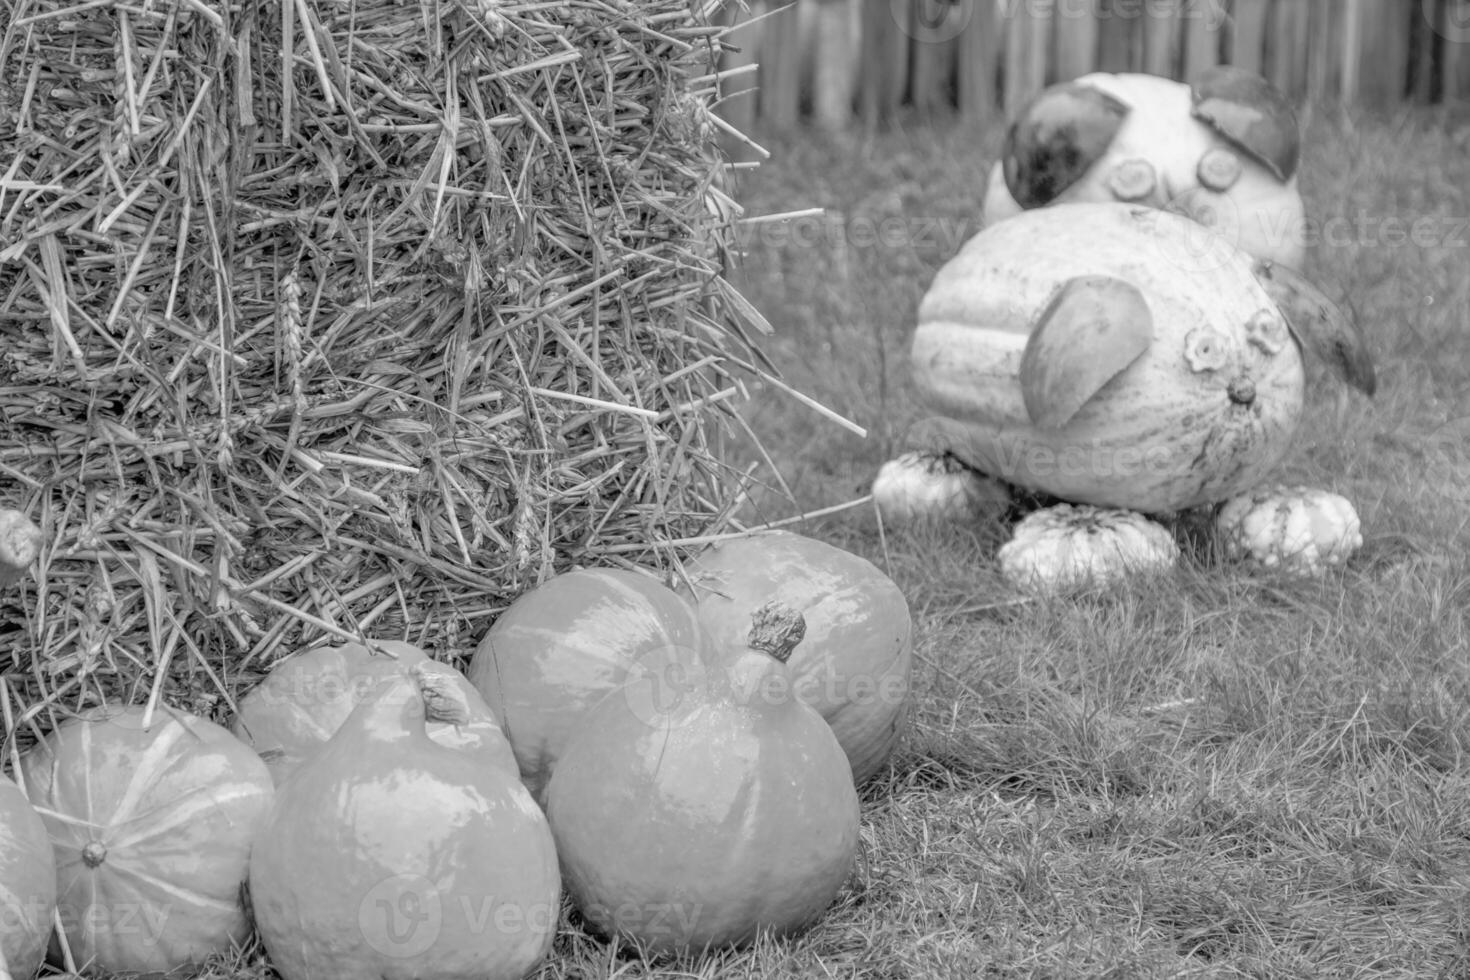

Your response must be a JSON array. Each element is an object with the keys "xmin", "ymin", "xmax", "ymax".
[
  {"xmin": 1002, "ymin": 0, "xmax": 1052, "ymax": 118},
  {"xmin": 716, "ymin": 2, "xmax": 764, "ymax": 144},
  {"xmin": 910, "ymin": 0, "xmax": 963, "ymax": 113},
  {"xmin": 1181, "ymin": 0, "xmax": 1221, "ymax": 80},
  {"xmin": 1055, "ymin": 0, "xmax": 1100, "ymax": 82},
  {"xmin": 957, "ymin": 0, "xmax": 1002, "ymax": 122},
  {"xmin": 757, "ymin": 1, "xmax": 803, "ymax": 129},
  {"xmin": 812, "ymin": 0, "xmax": 862, "ymax": 129},
  {"xmin": 1230, "ymin": 0, "xmax": 1270, "ymax": 77},
  {"xmin": 1142, "ymin": 0, "xmax": 1182, "ymax": 79},
  {"xmin": 1446, "ymin": 0, "xmax": 1470, "ymax": 100},
  {"xmin": 860, "ymin": 0, "xmax": 911, "ymax": 129},
  {"xmin": 1097, "ymin": 0, "xmax": 1140, "ymax": 73}
]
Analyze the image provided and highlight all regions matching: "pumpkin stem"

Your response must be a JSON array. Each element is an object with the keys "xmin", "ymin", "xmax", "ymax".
[
  {"xmin": 411, "ymin": 663, "xmax": 474, "ymax": 726},
  {"xmin": 745, "ymin": 600, "xmax": 806, "ymax": 664}
]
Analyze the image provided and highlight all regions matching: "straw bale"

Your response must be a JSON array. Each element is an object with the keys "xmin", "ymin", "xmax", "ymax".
[{"xmin": 0, "ymin": 0, "xmax": 775, "ymax": 739}]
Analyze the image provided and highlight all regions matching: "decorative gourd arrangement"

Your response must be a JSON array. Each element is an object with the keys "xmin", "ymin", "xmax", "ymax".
[
  {"xmin": 0, "ymin": 774, "xmax": 56, "ymax": 980},
  {"xmin": 544, "ymin": 602, "xmax": 861, "ymax": 953},
  {"xmin": 675, "ymin": 529, "xmax": 913, "ymax": 786},
  {"xmin": 249, "ymin": 663, "xmax": 560, "ymax": 980},
  {"xmin": 232, "ymin": 639, "xmax": 516, "ymax": 785},
  {"xmin": 982, "ymin": 66, "xmax": 1307, "ymax": 270},
  {"xmin": 466, "ymin": 567, "xmax": 713, "ymax": 801},
  {"xmin": 17, "ymin": 705, "xmax": 274, "ymax": 976},
  {"xmin": 873, "ymin": 202, "xmax": 1375, "ymax": 592}
]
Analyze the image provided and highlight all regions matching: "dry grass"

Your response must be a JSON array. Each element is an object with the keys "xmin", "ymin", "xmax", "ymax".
[{"xmin": 0, "ymin": 0, "xmax": 782, "ymax": 744}]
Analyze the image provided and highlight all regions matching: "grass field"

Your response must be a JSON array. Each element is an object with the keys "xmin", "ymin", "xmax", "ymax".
[
  {"xmin": 66, "ymin": 106, "xmax": 1470, "ymax": 980},
  {"xmin": 527, "ymin": 105, "xmax": 1470, "ymax": 977}
]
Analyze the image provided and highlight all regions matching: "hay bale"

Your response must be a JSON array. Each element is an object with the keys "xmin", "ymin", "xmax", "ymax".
[{"xmin": 0, "ymin": 0, "xmax": 773, "ymax": 735}]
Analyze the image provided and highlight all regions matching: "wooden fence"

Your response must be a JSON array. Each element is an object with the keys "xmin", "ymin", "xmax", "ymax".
[{"xmin": 715, "ymin": 0, "xmax": 1470, "ymax": 134}]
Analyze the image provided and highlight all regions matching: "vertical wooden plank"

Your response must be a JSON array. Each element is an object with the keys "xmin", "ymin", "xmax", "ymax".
[
  {"xmin": 1143, "ymin": 0, "xmax": 1182, "ymax": 78},
  {"xmin": 1446, "ymin": 0, "xmax": 1470, "ymax": 100},
  {"xmin": 1409, "ymin": 0, "xmax": 1438, "ymax": 103},
  {"xmin": 910, "ymin": 0, "xmax": 962, "ymax": 113},
  {"xmin": 1181, "ymin": 0, "xmax": 1222, "ymax": 80},
  {"xmin": 1001, "ymin": 0, "xmax": 1051, "ymax": 117},
  {"xmin": 1333, "ymin": 0, "xmax": 1360, "ymax": 105},
  {"xmin": 715, "ymin": 1, "xmax": 764, "ymax": 142},
  {"xmin": 811, "ymin": 0, "xmax": 861, "ymax": 128},
  {"xmin": 1230, "ymin": 0, "xmax": 1269, "ymax": 76},
  {"xmin": 957, "ymin": 0, "xmax": 1002, "ymax": 121},
  {"xmin": 1054, "ymin": 0, "xmax": 1099, "ymax": 82},
  {"xmin": 1358, "ymin": 0, "xmax": 1410, "ymax": 108},
  {"xmin": 859, "ymin": 0, "xmax": 910, "ymax": 128},
  {"xmin": 1097, "ymin": 0, "xmax": 1140, "ymax": 73},
  {"xmin": 1266, "ymin": 0, "xmax": 1309, "ymax": 101},
  {"xmin": 757, "ymin": 0, "xmax": 802, "ymax": 128}
]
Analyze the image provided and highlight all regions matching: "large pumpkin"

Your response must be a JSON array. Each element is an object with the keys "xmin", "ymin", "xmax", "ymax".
[
  {"xmin": 250, "ymin": 663, "xmax": 559, "ymax": 980},
  {"xmin": 545, "ymin": 603, "xmax": 860, "ymax": 953},
  {"xmin": 467, "ymin": 567, "xmax": 710, "ymax": 801},
  {"xmin": 231, "ymin": 639, "xmax": 515, "ymax": 785},
  {"xmin": 675, "ymin": 530, "xmax": 912, "ymax": 785},
  {"xmin": 0, "ymin": 774, "xmax": 56, "ymax": 980},
  {"xmin": 908, "ymin": 203, "xmax": 1373, "ymax": 514},
  {"xmin": 18, "ymin": 705, "xmax": 273, "ymax": 976}
]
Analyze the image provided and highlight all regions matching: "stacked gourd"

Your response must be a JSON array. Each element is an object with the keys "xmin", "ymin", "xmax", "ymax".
[{"xmin": 2, "ymin": 529, "xmax": 910, "ymax": 979}]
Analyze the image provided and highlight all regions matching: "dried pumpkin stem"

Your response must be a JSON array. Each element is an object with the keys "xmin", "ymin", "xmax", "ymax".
[
  {"xmin": 745, "ymin": 600, "xmax": 806, "ymax": 664},
  {"xmin": 410, "ymin": 663, "xmax": 473, "ymax": 726}
]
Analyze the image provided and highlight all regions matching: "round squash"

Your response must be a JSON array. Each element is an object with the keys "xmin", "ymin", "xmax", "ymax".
[
  {"xmin": 250, "ymin": 663, "xmax": 559, "ymax": 980},
  {"xmin": 466, "ymin": 567, "xmax": 710, "ymax": 801},
  {"xmin": 0, "ymin": 774, "xmax": 56, "ymax": 980},
  {"xmin": 231, "ymin": 639, "xmax": 515, "ymax": 785},
  {"xmin": 675, "ymin": 530, "xmax": 912, "ymax": 786},
  {"xmin": 1217, "ymin": 484, "xmax": 1363, "ymax": 575},
  {"xmin": 908, "ymin": 203, "xmax": 1372, "ymax": 515},
  {"xmin": 545, "ymin": 603, "xmax": 860, "ymax": 953},
  {"xmin": 998, "ymin": 504, "xmax": 1180, "ymax": 595},
  {"xmin": 17, "ymin": 705, "xmax": 274, "ymax": 976}
]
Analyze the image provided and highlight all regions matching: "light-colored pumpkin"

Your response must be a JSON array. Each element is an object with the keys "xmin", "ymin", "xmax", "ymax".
[
  {"xmin": 983, "ymin": 68, "xmax": 1307, "ymax": 270},
  {"xmin": 544, "ymin": 603, "xmax": 860, "ymax": 953},
  {"xmin": 906, "ymin": 202, "xmax": 1373, "ymax": 515},
  {"xmin": 0, "ymin": 774, "xmax": 56, "ymax": 980},
  {"xmin": 999, "ymin": 505, "xmax": 1180, "ymax": 595},
  {"xmin": 1217, "ymin": 484, "xmax": 1363, "ymax": 575},
  {"xmin": 871, "ymin": 451, "xmax": 1008, "ymax": 525},
  {"xmin": 676, "ymin": 530, "xmax": 912, "ymax": 785},
  {"xmin": 18, "ymin": 705, "xmax": 274, "ymax": 976},
  {"xmin": 250, "ymin": 664, "xmax": 559, "ymax": 980},
  {"xmin": 231, "ymin": 639, "xmax": 515, "ymax": 785},
  {"xmin": 466, "ymin": 567, "xmax": 711, "ymax": 802}
]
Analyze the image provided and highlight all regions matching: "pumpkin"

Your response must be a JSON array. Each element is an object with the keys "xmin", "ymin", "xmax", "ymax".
[
  {"xmin": 675, "ymin": 529, "xmax": 912, "ymax": 785},
  {"xmin": 231, "ymin": 639, "xmax": 515, "ymax": 785},
  {"xmin": 998, "ymin": 505, "xmax": 1180, "ymax": 595},
  {"xmin": 249, "ymin": 663, "xmax": 559, "ymax": 980},
  {"xmin": 0, "ymin": 774, "xmax": 56, "ymax": 980},
  {"xmin": 905, "ymin": 202, "xmax": 1374, "ymax": 516},
  {"xmin": 466, "ymin": 567, "xmax": 710, "ymax": 801},
  {"xmin": 1217, "ymin": 484, "xmax": 1363, "ymax": 575},
  {"xmin": 544, "ymin": 602, "xmax": 860, "ymax": 953},
  {"xmin": 871, "ymin": 450, "xmax": 1008, "ymax": 525},
  {"xmin": 983, "ymin": 68, "xmax": 1307, "ymax": 269},
  {"xmin": 17, "ymin": 705, "xmax": 273, "ymax": 976}
]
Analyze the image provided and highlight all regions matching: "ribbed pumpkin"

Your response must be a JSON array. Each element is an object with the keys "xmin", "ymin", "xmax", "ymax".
[
  {"xmin": 250, "ymin": 663, "xmax": 559, "ymax": 980},
  {"xmin": 908, "ymin": 203, "xmax": 1372, "ymax": 514},
  {"xmin": 675, "ymin": 530, "xmax": 912, "ymax": 786},
  {"xmin": 545, "ymin": 603, "xmax": 860, "ymax": 953},
  {"xmin": 0, "ymin": 774, "xmax": 56, "ymax": 980},
  {"xmin": 467, "ymin": 567, "xmax": 710, "ymax": 800},
  {"xmin": 231, "ymin": 640, "xmax": 515, "ymax": 785},
  {"xmin": 17, "ymin": 705, "xmax": 273, "ymax": 976}
]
